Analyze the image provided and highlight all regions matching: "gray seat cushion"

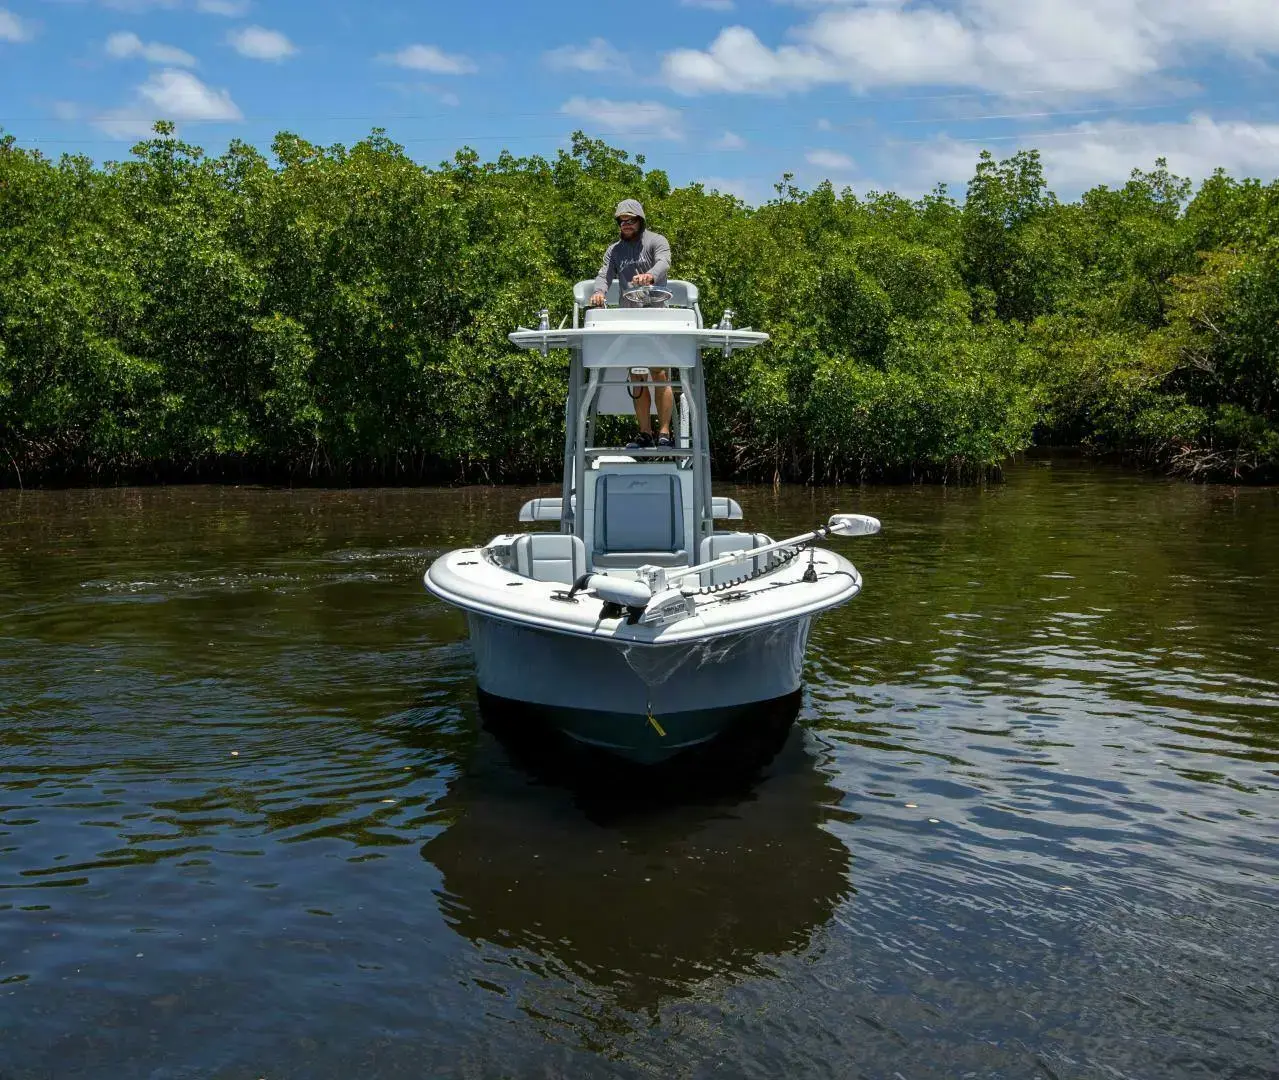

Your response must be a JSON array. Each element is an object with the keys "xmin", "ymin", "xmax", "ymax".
[
  {"xmin": 698, "ymin": 532, "xmax": 772, "ymax": 587},
  {"xmin": 594, "ymin": 473, "xmax": 686, "ymax": 558},
  {"xmin": 591, "ymin": 551, "xmax": 689, "ymax": 569},
  {"xmin": 511, "ymin": 533, "xmax": 586, "ymax": 585}
]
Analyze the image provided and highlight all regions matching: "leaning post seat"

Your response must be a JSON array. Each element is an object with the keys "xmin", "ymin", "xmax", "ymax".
[
  {"xmin": 510, "ymin": 533, "xmax": 587, "ymax": 585},
  {"xmin": 572, "ymin": 279, "xmax": 701, "ymax": 315},
  {"xmin": 589, "ymin": 471, "xmax": 689, "ymax": 569}
]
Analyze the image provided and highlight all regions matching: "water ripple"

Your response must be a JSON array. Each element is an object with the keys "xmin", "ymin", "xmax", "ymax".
[{"xmin": 1, "ymin": 470, "xmax": 1277, "ymax": 1078}]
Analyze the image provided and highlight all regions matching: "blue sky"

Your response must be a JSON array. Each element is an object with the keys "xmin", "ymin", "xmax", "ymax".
[{"xmin": 2, "ymin": 0, "xmax": 1279, "ymax": 204}]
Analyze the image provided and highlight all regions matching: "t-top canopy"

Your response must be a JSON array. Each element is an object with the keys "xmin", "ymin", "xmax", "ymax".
[{"xmin": 580, "ymin": 308, "xmax": 697, "ymax": 369}]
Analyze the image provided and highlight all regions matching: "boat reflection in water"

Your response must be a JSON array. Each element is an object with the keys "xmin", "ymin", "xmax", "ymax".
[{"xmin": 420, "ymin": 693, "xmax": 856, "ymax": 1018}]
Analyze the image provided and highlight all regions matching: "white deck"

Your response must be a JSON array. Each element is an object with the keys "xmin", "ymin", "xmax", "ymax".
[{"xmin": 424, "ymin": 543, "xmax": 861, "ymax": 645}]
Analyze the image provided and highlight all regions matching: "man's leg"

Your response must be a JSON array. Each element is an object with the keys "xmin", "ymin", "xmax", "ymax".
[
  {"xmin": 653, "ymin": 368, "xmax": 674, "ymax": 436},
  {"xmin": 630, "ymin": 371, "xmax": 653, "ymax": 435}
]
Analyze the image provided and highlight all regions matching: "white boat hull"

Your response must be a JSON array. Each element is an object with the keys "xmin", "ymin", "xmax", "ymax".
[
  {"xmin": 425, "ymin": 542, "xmax": 862, "ymax": 765},
  {"xmin": 467, "ymin": 611, "xmax": 811, "ymax": 763}
]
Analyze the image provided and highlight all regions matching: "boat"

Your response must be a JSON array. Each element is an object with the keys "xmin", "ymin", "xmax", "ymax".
[{"xmin": 424, "ymin": 278, "xmax": 880, "ymax": 764}]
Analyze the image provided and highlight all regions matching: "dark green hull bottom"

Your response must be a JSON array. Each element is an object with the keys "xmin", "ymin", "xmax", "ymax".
[{"xmin": 477, "ymin": 688, "xmax": 802, "ymax": 767}]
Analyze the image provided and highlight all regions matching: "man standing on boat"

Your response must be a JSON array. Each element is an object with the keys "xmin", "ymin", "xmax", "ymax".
[{"xmin": 589, "ymin": 199, "xmax": 675, "ymax": 449}]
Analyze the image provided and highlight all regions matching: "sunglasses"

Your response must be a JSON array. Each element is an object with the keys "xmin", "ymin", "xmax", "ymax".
[{"xmin": 616, "ymin": 216, "xmax": 639, "ymax": 225}]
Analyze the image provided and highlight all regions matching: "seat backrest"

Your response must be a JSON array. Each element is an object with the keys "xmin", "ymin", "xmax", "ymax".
[
  {"xmin": 575, "ymin": 280, "xmax": 620, "ymax": 308},
  {"xmin": 699, "ymin": 532, "xmax": 772, "ymax": 587},
  {"xmin": 594, "ymin": 472, "xmax": 685, "ymax": 555},
  {"xmin": 660, "ymin": 280, "xmax": 699, "ymax": 308},
  {"xmin": 518, "ymin": 496, "xmax": 568, "ymax": 523},
  {"xmin": 573, "ymin": 279, "xmax": 700, "ymax": 310},
  {"xmin": 511, "ymin": 533, "xmax": 586, "ymax": 585}
]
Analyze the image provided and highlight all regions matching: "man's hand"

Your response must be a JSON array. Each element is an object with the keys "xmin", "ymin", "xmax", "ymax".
[
  {"xmin": 631, "ymin": 273, "xmax": 655, "ymax": 287},
  {"xmin": 590, "ymin": 291, "xmax": 606, "ymax": 307}
]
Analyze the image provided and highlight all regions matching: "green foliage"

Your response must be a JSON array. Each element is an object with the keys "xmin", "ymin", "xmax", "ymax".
[
  {"xmin": 0, "ymin": 127, "xmax": 1276, "ymax": 486},
  {"xmin": 960, "ymin": 149, "xmax": 1059, "ymax": 323}
]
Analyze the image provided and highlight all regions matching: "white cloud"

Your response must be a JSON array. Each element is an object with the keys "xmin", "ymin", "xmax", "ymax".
[
  {"xmin": 85, "ymin": 68, "xmax": 241, "ymax": 138},
  {"xmin": 1037, "ymin": 115, "xmax": 1279, "ymax": 189},
  {"xmin": 661, "ymin": 0, "xmax": 1279, "ymax": 98},
  {"xmin": 807, "ymin": 149, "xmax": 855, "ymax": 170},
  {"xmin": 693, "ymin": 176, "xmax": 759, "ymax": 203},
  {"xmin": 778, "ymin": 0, "xmax": 910, "ymax": 5},
  {"xmin": 561, "ymin": 97, "xmax": 684, "ymax": 140},
  {"xmin": 903, "ymin": 114, "xmax": 1279, "ymax": 195},
  {"xmin": 714, "ymin": 130, "xmax": 746, "ymax": 149},
  {"xmin": 139, "ymin": 68, "xmax": 241, "ymax": 119},
  {"xmin": 196, "ymin": 0, "xmax": 249, "ymax": 13},
  {"xmin": 106, "ymin": 31, "xmax": 197, "ymax": 66},
  {"xmin": 803, "ymin": 6, "xmax": 985, "ymax": 89},
  {"xmin": 0, "ymin": 7, "xmax": 33, "ymax": 42},
  {"xmin": 378, "ymin": 43, "xmax": 476, "ymax": 74},
  {"xmin": 387, "ymin": 81, "xmax": 461, "ymax": 107},
  {"xmin": 228, "ymin": 25, "xmax": 296, "ymax": 61},
  {"xmin": 1153, "ymin": 0, "xmax": 1279, "ymax": 56},
  {"xmin": 92, "ymin": 111, "xmax": 160, "ymax": 140},
  {"xmin": 664, "ymin": 26, "xmax": 828, "ymax": 94},
  {"xmin": 544, "ymin": 37, "xmax": 625, "ymax": 73}
]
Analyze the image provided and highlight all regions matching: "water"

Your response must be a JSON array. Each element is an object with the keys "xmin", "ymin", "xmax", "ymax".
[{"xmin": 1, "ymin": 463, "xmax": 1276, "ymax": 1078}]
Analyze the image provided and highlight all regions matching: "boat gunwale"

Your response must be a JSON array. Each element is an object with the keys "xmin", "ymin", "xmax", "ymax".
[{"xmin": 423, "ymin": 547, "xmax": 862, "ymax": 646}]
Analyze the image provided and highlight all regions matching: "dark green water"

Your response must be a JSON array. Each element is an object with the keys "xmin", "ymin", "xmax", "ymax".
[{"xmin": 1, "ymin": 463, "xmax": 1276, "ymax": 1079}]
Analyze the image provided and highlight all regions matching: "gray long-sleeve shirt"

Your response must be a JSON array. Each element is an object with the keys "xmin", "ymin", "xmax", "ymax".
[{"xmin": 591, "ymin": 230, "xmax": 672, "ymax": 298}]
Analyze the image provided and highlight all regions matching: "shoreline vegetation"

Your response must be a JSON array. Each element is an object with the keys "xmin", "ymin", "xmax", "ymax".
[{"xmin": 2, "ymin": 124, "xmax": 1276, "ymax": 489}]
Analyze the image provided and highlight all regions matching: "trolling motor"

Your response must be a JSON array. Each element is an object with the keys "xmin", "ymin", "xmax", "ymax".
[
  {"xmin": 565, "ymin": 572, "xmax": 654, "ymax": 624},
  {"xmin": 564, "ymin": 514, "xmax": 882, "ymax": 625}
]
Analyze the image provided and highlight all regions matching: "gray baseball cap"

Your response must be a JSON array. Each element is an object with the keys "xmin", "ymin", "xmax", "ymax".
[{"xmin": 614, "ymin": 199, "xmax": 645, "ymax": 221}]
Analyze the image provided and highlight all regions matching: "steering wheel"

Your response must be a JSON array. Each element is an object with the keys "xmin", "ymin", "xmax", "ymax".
[{"xmin": 622, "ymin": 284, "xmax": 674, "ymax": 307}]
